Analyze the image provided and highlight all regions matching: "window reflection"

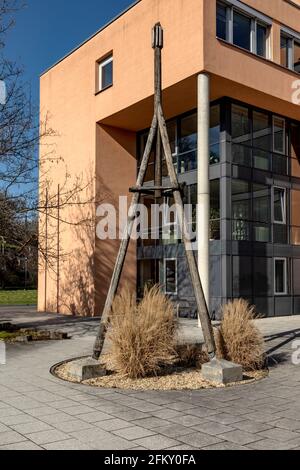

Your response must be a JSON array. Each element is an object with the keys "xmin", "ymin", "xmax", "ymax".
[
  {"xmin": 253, "ymin": 184, "xmax": 271, "ymax": 242},
  {"xmin": 294, "ymin": 41, "xmax": 300, "ymax": 73},
  {"xmin": 257, "ymin": 23, "xmax": 267, "ymax": 58},
  {"xmin": 232, "ymin": 180, "xmax": 274, "ymax": 243},
  {"xmin": 179, "ymin": 114, "xmax": 197, "ymax": 153},
  {"xmin": 253, "ymin": 111, "xmax": 270, "ymax": 151},
  {"xmin": 273, "ymin": 117, "xmax": 286, "ymax": 155},
  {"xmin": 280, "ymin": 35, "xmax": 289, "ymax": 68},
  {"xmin": 139, "ymin": 105, "xmax": 221, "ymax": 178},
  {"xmin": 232, "ymin": 105, "xmax": 250, "ymax": 144},
  {"xmin": 217, "ymin": 2, "xmax": 227, "ymax": 40},
  {"xmin": 210, "ymin": 180, "xmax": 220, "ymax": 240},
  {"xmin": 233, "ymin": 11, "xmax": 251, "ymax": 51},
  {"xmin": 231, "ymin": 105, "xmax": 289, "ymax": 174},
  {"xmin": 253, "ymin": 149, "xmax": 269, "ymax": 171},
  {"xmin": 232, "ymin": 180, "xmax": 251, "ymax": 241}
]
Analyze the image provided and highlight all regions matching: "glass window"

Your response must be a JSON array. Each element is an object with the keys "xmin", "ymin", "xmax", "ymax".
[
  {"xmin": 232, "ymin": 180, "xmax": 251, "ymax": 241},
  {"xmin": 233, "ymin": 11, "xmax": 251, "ymax": 51},
  {"xmin": 273, "ymin": 187, "xmax": 286, "ymax": 224},
  {"xmin": 291, "ymin": 123, "xmax": 300, "ymax": 178},
  {"xmin": 210, "ymin": 105, "xmax": 220, "ymax": 145},
  {"xmin": 137, "ymin": 259, "xmax": 160, "ymax": 297},
  {"xmin": 98, "ymin": 55, "xmax": 113, "ymax": 91},
  {"xmin": 253, "ymin": 111, "xmax": 271, "ymax": 150},
  {"xmin": 179, "ymin": 113, "xmax": 197, "ymax": 153},
  {"xmin": 162, "ymin": 195, "xmax": 179, "ymax": 245},
  {"xmin": 253, "ymin": 149, "xmax": 269, "ymax": 171},
  {"xmin": 217, "ymin": 2, "xmax": 227, "ymax": 40},
  {"xmin": 189, "ymin": 184, "xmax": 197, "ymax": 236},
  {"xmin": 274, "ymin": 258, "xmax": 287, "ymax": 295},
  {"xmin": 273, "ymin": 154, "xmax": 288, "ymax": 175},
  {"xmin": 232, "ymin": 144, "xmax": 252, "ymax": 166},
  {"xmin": 253, "ymin": 184, "xmax": 271, "ymax": 223},
  {"xmin": 232, "ymin": 180, "xmax": 251, "ymax": 219},
  {"xmin": 210, "ymin": 105, "xmax": 221, "ymax": 164},
  {"xmin": 217, "ymin": 3, "xmax": 269, "ymax": 59},
  {"xmin": 178, "ymin": 114, "xmax": 197, "ymax": 173},
  {"xmin": 280, "ymin": 35, "xmax": 289, "ymax": 68},
  {"xmin": 167, "ymin": 120, "xmax": 177, "ymax": 155},
  {"xmin": 210, "ymin": 180, "xmax": 220, "ymax": 240},
  {"xmin": 253, "ymin": 257, "xmax": 269, "ymax": 295},
  {"xmin": 274, "ymin": 224, "xmax": 288, "ymax": 244},
  {"xmin": 257, "ymin": 23, "xmax": 267, "ymax": 58},
  {"xmin": 294, "ymin": 41, "xmax": 300, "ymax": 73},
  {"xmin": 273, "ymin": 117, "xmax": 286, "ymax": 154},
  {"xmin": 210, "ymin": 144, "xmax": 221, "ymax": 165},
  {"xmin": 233, "ymin": 256, "xmax": 252, "ymax": 296},
  {"xmin": 165, "ymin": 259, "xmax": 177, "ymax": 294},
  {"xmin": 232, "ymin": 105, "xmax": 250, "ymax": 144},
  {"xmin": 291, "ymin": 123, "xmax": 300, "ymax": 161},
  {"xmin": 253, "ymin": 184, "xmax": 271, "ymax": 242}
]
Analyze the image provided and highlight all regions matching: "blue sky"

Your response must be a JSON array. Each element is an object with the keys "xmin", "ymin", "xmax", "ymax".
[{"xmin": 5, "ymin": 0, "xmax": 135, "ymax": 105}]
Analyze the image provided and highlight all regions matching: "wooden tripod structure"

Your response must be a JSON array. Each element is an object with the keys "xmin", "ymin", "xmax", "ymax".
[{"xmin": 93, "ymin": 24, "xmax": 216, "ymax": 361}]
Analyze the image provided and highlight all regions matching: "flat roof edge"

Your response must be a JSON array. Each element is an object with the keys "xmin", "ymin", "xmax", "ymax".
[{"xmin": 40, "ymin": 0, "xmax": 141, "ymax": 77}]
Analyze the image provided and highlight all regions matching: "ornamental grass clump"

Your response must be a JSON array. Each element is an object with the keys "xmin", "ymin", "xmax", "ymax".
[
  {"xmin": 218, "ymin": 299, "xmax": 265, "ymax": 371},
  {"xmin": 109, "ymin": 286, "xmax": 177, "ymax": 379}
]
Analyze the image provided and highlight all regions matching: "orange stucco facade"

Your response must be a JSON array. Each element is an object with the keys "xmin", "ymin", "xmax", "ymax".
[{"xmin": 39, "ymin": 0, "xmax": 300, "ymax": 316}]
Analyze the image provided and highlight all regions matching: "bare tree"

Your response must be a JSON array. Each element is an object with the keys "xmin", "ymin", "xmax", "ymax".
[{"xmin": 0, "ymin": 1, "xmax": 98, "ymax": 296}]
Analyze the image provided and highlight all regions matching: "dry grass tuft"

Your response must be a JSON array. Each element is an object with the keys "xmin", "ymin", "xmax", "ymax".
[
  {"xmin": 175, "ymin": 343, "xmax": 209, "ymax": 368},
  {"xmin": 219, "ymin": 299, "xmax": 265, "ymax": 371},
  {"xmin": 213, "ymin": 326, "xmax": 227, "ymax": 360},
  {"xmin": 109, "ymin": 286, "xmax": 177, "ymax": 379}
]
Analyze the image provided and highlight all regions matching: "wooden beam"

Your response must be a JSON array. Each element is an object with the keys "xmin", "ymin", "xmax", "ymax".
[
  {"xmin": 92, "ymin": 115, "xmax": 158, "ymax": 360},
  {"xmin": 157, "ymin": 103, "xmax": 216, "ymax": 358}
]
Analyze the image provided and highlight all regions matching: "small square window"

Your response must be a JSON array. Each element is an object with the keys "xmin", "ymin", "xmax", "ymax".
[
  {"xmin": 274, "ymin": 258, "xmax": 287, "ymax": 295},
  {"xmin": 98, "ymin": 55, "xmax": 113, "ymax": 92}
]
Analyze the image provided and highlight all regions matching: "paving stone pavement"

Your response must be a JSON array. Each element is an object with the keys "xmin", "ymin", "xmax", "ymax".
[{"xmin": 0, "ymin": 309, "xmax": 300, "ymax": 450}]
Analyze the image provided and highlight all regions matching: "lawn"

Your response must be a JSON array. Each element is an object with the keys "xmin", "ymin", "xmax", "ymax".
[{"xmin": 0, "ymin": 290, "xmax": 37, "ymax": 305}]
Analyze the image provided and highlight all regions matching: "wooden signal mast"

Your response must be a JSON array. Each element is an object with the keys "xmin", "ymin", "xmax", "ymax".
[{"xmin": 93, "ymin": 24, "xmax": 216, "ymax": 361}]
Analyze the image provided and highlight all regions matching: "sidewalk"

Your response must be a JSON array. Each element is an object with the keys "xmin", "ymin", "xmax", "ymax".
[{"xmin": 0, "ymin": 308, "xmax": 300, "ymax": 450}]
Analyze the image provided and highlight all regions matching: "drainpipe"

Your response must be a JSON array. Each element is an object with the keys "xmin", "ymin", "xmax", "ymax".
[{"xmin": 197, "ymin": 72, "xmax": 210, "ymax": 325}]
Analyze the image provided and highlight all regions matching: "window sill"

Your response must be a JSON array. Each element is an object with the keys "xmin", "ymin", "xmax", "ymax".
[
  {"xmin": 95, "ymin": 84, "xmax": 113, "ymax": 96},
  {"xmin": 217, "ymin": 37, "xmax": 300, "ymax": 78}
]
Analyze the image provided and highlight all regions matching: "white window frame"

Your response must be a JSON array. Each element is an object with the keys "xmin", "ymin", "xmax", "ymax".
[
  {"xmin": 272, "ymin": 186, "xmax": 287, "ymax": 225},
  {"xmin": 273, "ymin": 116, "xmax": 286, "ymax": 155},
  {"xmin": 216, "ymin": 1, "xmax": 271, "ymax": 59},
  {"xmin": 164, "ymin": 258, "xmax": 177, "ymax": 295},
  {"xmin": 98, "ymin": 55, "xmax": 113, "ymax": 92},
  {"xmin": 274, "ymin": 257, "xmax": 288, "ymax": 295}
]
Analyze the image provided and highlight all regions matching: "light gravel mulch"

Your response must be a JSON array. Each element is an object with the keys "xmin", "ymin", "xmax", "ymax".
[{"xmin": 54, "ymin": 356, "xmax": 268, "ymax": 391}]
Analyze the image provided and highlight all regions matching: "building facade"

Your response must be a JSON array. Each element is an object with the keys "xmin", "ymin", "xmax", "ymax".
[{"xmin": 39, "ymin": 0, "xmax": 300, "ymax": 318}]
